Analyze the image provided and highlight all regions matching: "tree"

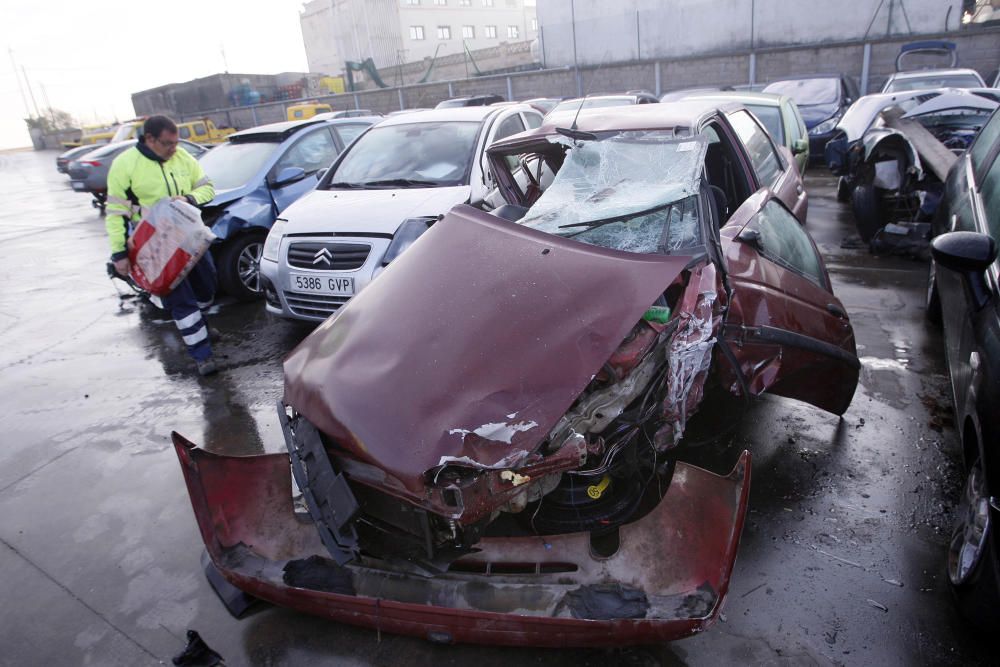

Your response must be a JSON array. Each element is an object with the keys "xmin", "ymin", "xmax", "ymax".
[{"xmin": 24, "ymin": 108, "xmax": 77, "ymax": 133}]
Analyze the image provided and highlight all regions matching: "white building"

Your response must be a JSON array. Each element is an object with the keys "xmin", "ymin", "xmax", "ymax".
[{"xmin": 300, "ymin": 0, "xmax": 538, "ymax": 75}]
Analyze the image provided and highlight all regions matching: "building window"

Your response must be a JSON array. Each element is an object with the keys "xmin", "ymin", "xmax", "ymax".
[
  {"xmin": 485, "ymin": 25, "xmax": 497, "ymax": 38},
  {"xmin": 434, "ymin": 0, "xmax": 446, "ymax": 4},
  {"xmin": 462, "ymin": 25, "xmax": 475, "ymax": 39},
  {"xmin": 507, "ymin": 25, "xmax": 519, "ymax": 39},
  {"xmin": 483, "ymin": 0, "xmax": 494, "ymax": 6},
  {"xmin": 405, "ymin": 0, "xmax": 419, "ymax": 4},
  {"xmin": 459, "ymin": 0, "xmax": 471, "ymax": 5},
  {"xmin": 409, "ymin": 26, "xmax": 425, "ymax": 40},
  {"xmin": 437, "ymin": 25, "xmax": 451, "ymax": 39},
  {"xmin": 531, "ymin": 17, "xmax": 538, "ymax": 31}
]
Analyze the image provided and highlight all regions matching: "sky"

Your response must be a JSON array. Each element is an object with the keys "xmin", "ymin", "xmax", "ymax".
[{"xmin": 0, "ymin": 0, "xmax": 309, "ymax": 149}]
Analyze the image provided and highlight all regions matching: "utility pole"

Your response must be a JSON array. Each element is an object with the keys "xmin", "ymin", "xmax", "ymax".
[
  {"xmin": 8, "ymin": 48, "xmax": 31, "ymax": 117},
  {"xmin": 220, "ymin": 43, "xmax": 229, "ymax": 73},
  {"xmin": 39, "ymin": 81, "xmax": 55, "ymax": 125},
  {"xmin": 21, "ymin": 65, "xmax": 41, "ymax": 117}
]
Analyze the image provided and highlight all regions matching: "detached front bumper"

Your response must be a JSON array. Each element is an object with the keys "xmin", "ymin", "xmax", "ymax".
[{"xmin": 173, "ymin": 432, "xmax": 751, "ymax": 647}]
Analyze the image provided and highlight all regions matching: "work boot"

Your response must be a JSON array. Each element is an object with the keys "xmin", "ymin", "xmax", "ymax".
[{"xmin": 196, "ymin": 357, "xmax": 218, "ymax": 376}]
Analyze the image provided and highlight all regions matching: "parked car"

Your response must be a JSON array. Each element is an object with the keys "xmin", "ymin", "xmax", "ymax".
[
  {"xmin": 679, "ymin": 91, "xmax": 811, "ymax": 174},
  {"xmin": 313, "ymin": 109, "xmax": 379, "ymax": 119},
  {"xmin": 925, "ymin": 105, "xmax": 1000, "ymax": 633},
  {"xmin": 173, "ymin": 101, "xmax": 858, "ymax": 646},
  {"xmin": 824, "ymin": 88, "xmax": 999, "ymax": 240},
  {"xmin": 883, "ymin": 68, "xmax": 987, "ymax": 93},
  {"xmin": 67, "ymin": 139, "xmax": 207, "ymax": 212},
  {"xmin": 881, "ymin": 40, "xmax": 986, "ymax": 93},
  {"xmin": 260, "ymin": 104, "xmax": 544, "ymax": 321},
  {"xmin": 196, "ymin": 116, "xmax": 379, "ymax": 299},
  {"xmin": 763, "ymin": 75, "xmax": 860, "ymax": 161},
  {"xmin": 521, "ymin": 97, "xmax": 562, "ymax": 114},
  {"xmin": 435, "ymin": 94, "xmax": 506, "ymax": 108},
  {"xmin": 56, "ymin": 144, "xmax": 102, "ymax": 173},
  {"xmin": 660, "ymin": 86, "xmax": 728, "ymax": 102},
  {"xmin": 547, "ymin": 92, "xmax": 660, "ymax": 117}
]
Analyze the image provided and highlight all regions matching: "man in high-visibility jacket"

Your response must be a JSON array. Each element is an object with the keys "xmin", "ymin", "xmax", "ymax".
[{"xmin": 106, "ymin": 115, "xmax": 219, "ymax": 375}]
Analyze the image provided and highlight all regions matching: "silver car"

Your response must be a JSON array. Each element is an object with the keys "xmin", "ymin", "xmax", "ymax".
[
  {"xmin": 68, "ymin": 139, "xmax": 208, "ymax": 212},
  {"xmin": 260, "ymin": 104, "xmax": 544, "ymax": 321}
]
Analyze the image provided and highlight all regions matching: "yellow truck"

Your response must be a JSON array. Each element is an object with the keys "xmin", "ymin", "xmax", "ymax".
[
  {"xmin": 61, "ymin": 123, "xmax": 117, "ymax": 148},
  {"xmin": 286, "ymin": 102, "xmax": 332, "ymax": 121},
  {"xmin": 176, "ymin": 119, "xmax": 236, "ymax": 144}
]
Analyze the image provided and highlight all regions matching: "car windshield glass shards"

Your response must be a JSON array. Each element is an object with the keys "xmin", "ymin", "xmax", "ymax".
[{"xmin": 519, "ymin": 132, "xmax": 707, "ymax": 254}]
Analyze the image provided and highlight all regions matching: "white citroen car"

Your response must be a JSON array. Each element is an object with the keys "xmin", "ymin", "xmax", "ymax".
[{"xmin": 260, "ymin": 104, "xmax": 543, "ymax": 321}]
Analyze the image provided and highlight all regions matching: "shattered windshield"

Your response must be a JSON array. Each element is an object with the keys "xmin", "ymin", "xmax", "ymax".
[{"xmin": 519, "ymin": 132, "xmax": 707, "ymax": 254}]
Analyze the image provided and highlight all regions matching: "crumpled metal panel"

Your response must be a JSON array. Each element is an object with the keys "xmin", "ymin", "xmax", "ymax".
[
  {"xmin": 656, "ymin": 264, "xmax": 720, "ymax": 449},
  {"xmin": 172, "ymin": 432, "xmax": 751, "ymax": 647},
  {"xmin": 283, "ymin": 206, "xmax": 694, "ymax": 496}
]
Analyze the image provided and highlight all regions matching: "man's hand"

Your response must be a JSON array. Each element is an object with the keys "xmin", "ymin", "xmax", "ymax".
[{"xmin": 114, "ymin": 257, "xmax": 131, "ymax": 277}]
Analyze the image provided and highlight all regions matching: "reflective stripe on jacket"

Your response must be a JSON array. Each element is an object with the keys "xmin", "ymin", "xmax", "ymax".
[{"xmin": 105, "ymin": 144, "xmax": 214, "ymax": 257}]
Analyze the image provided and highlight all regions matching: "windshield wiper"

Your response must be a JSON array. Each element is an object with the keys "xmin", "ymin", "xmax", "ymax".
[
  {"xmin": 360, "ymin": 178, "xmax": 440, "ymax": 188},
  {"xmin": 328, "ymin": 181, "xmax": 366, "ymax": 189},
  {"xmin": 558, "ymin": 201, "xmax": 676, "ymax": 235}
]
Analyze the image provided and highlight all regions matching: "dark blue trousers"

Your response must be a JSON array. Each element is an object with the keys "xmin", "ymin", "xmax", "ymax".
[{"xmin": 161, "ymin": 253, "xmax": 217, "ymax": 362}]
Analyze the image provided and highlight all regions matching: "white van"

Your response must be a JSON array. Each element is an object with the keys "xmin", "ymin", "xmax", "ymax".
[{"xmin": 259, "ymin": 105, "xmax": 543, "ymax": 321}]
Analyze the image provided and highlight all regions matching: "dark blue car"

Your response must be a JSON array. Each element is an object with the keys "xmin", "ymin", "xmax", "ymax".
[
  {"xmin": 197, "ymin": 117, "xmax": 377, "ymax": 299},
  {"xmin": 763, "ymin": 75, "xmax": 859, "ymax": 163}
]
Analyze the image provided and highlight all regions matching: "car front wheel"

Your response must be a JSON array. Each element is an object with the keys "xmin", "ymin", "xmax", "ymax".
[
  {"xmin": 948, "ymin": 456, "xmax": 1000, "ymax": 631},
  {"xmin": 218, "ymin": 232, "xmax": 266, "ymax": 300}
]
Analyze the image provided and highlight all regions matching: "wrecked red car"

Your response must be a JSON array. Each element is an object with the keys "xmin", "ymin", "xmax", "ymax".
[{"xmin": 173, "ymin": 101, "xmax": 859, "ymax": 646}]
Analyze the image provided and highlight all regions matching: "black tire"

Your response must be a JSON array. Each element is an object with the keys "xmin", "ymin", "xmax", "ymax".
[
  {"xmin": 217, "ymin": 232, "xmax": 266, "ymax": 301},
  {"xmin": 948, "ymin": 457, "xmax": 1000, "ymax": 632},
  {"xmin": 851, "ymin": 183, "xmax": 882, "ymax": 242},
  {"xmin": 926, "ymin": 260, "xmax": 942, "ymax": 325},
  {"xmin": 836, "ymin": 176, "xmax": 851, "ymax": 203}
]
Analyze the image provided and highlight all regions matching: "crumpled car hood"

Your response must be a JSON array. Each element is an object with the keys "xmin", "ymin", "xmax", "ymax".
[{"xmin": 283, "ymin": 204, "xmax": 693, "ymax": 493}]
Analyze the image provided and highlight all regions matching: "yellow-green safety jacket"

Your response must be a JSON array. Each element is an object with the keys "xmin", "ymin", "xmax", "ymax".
[{"xmin": 105, "ymin": 142, "xmax": 215, "ymax": 259}]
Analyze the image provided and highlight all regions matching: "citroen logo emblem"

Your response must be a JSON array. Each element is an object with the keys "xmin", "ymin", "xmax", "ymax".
[{"xmin": 312, "ymin": 248, "xmax": 333, "ymax": 266}]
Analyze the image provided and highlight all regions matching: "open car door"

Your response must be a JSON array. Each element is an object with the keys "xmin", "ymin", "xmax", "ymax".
[{"xmin": 718, "ymin": 194, "xmax": 860, "ymax": 415}]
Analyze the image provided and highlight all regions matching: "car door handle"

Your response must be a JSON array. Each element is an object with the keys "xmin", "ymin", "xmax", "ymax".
[{"xmin": 826, "ymin": 303, "xmax": 848, "ymax": 319}]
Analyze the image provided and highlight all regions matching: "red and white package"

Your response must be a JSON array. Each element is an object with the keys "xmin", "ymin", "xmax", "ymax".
[{"xmin": 128, "ymin": 199, "xmax": 216, "ymax": 296}]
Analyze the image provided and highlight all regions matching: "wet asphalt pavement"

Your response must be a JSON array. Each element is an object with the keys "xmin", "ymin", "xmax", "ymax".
[{"xmin": 0, "ymin": 149, "xmax": 995, "ymax": 666}]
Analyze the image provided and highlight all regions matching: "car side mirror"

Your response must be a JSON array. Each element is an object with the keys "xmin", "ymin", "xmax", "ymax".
[
  {"xmin": 316, "ymin": 168, "xmax": 327, "ymax": 181},
  {"xmin": 271, "ymin": 166, "xmax": 306, "ymax": 188},
  {"xmin": 793, "ymin": 138, "xmax": 809, "ymax": 155},
  {"xmin": 931, "ymin": 231, "xmax": 997, "ymax": 310}
]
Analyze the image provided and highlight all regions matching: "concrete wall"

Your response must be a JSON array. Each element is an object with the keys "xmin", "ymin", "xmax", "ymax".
[
  {"xmin": 373, "ymin": 39, "xmax": 536, "ymax": 87},
  {"xmin": 537, "ymin": 0, "xmax": 963, "ymax": 66},
  {"xmin": 170, "ymin": 27, "xmax": 1000, "ymax": 132}
]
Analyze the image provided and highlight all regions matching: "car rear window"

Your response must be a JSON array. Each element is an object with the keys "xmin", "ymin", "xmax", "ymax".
[
  {"xmin": 885, "ymin": 73, "xmax": 984, "ymax": 92},
  {"xmin": 763, "ymin": 79, "xmax": 839, "ymax": 106}
]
